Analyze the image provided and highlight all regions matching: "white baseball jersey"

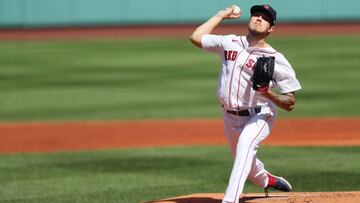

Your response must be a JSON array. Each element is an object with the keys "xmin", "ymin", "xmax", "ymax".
[
  {"xmin": 201, "ymin": 34, "xmax": 301, "ymax": 203},
  {"xmin": 201, "ymin": 34, "xmax": 301, "ymax": 111}
]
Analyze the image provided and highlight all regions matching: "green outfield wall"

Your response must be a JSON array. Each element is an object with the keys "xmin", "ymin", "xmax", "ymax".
[{"xmin": 0, "ymin": 0, "xmax": 359, "ymax": 28}]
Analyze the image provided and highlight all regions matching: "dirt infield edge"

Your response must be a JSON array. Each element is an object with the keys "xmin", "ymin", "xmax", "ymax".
[{"xmin": 0, "ymin": 117, "xmax": 359, "ymax": 153}]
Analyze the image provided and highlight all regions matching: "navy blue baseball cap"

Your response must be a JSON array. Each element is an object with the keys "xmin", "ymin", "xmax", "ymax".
[{"xmin": 250, "ymin": 4, "xmax": 277, "ymax": 26}]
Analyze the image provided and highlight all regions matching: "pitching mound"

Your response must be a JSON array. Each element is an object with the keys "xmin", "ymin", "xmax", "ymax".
[{"xmin": 145, "ymin": 191, "xmax": 360, "ymax": 203}]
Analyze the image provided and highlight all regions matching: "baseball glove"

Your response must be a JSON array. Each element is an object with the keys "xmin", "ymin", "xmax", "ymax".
[{"xmin": 251, "ymin": 56, "xmax": 275, "ymax": 91}]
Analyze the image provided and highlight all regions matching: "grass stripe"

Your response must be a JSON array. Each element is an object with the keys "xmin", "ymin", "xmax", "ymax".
[{"xmin": 1, "ymin": 36, "xmax": 360, "ymax": 121}]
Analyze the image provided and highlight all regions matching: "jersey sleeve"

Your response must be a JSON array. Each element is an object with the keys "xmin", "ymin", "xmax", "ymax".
[
  {"xmin": 273, "ymin": 54, "xmax": 302, "ymax": 94},
  {"xmin": 201, "ymin": 34, "xmax": 224, "ymax": 55}
]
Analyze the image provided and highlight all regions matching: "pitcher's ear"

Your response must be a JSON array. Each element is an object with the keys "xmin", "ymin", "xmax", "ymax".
[{"xmin": 269, "ymin": 25, "xmax": 275, "ymax": 33}]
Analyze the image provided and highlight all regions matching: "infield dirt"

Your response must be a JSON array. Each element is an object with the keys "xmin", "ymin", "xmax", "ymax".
[
  {"xmin": 0, "ymin": 118, "xmax": 359, "ymax": 153},
  {"xmin": 1, "ymin": 23, "xmax": 360, "ymax": 41}
]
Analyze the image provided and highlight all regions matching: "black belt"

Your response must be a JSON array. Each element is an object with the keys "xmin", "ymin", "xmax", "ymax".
[{"xmin": 224, "ymin": 106, "xmax": 261, "ymax": 116}]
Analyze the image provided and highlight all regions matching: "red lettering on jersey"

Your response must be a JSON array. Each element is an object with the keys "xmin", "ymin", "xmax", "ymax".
[
  {"xmin": 227, "ymin": 51, "xmax": 232, "ymax": 60},
  {"xmin": 231, "ymin": 51, "xmax": 237, "ymax": 60},
  {"xmin": 245, "ymin": 59, "xmax": 255, "ymax": 70},
  {"xmin": 224, "ymin": 50, "xmax": 238, "ymax": 61}
]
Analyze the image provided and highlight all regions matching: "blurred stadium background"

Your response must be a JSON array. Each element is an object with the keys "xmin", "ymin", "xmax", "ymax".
[
  {"xmin": 0, "ymin": 1, "xmax": 360, "ymax": 203},
  {"xmin": 1, "ymin": 0, "xmax": 359, "ymax": 27}
]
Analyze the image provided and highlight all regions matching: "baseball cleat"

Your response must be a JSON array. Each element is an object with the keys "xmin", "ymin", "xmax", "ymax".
[{"xmin": 264, "ymin": 173, "xmax": 292, "ymax": 196}]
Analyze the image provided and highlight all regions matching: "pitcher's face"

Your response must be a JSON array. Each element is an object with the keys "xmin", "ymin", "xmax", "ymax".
[{"xmin": 248, "ymin": 12, "xmax": 274, "ymax": 36}]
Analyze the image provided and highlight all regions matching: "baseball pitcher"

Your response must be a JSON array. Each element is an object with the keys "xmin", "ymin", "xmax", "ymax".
[{"xmin": 189, "ymin": 4, "xmax": 301, "ymax": 203}]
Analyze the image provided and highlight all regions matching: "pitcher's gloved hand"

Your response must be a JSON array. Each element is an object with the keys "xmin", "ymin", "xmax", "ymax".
[{"xmin": 252, "ymin": 56, "xmax": 275, "ymax": 91}]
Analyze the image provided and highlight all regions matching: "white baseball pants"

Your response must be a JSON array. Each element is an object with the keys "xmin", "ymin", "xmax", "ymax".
[{"xmin": 221, "ymin": 105, "xmax": 276, "ymax": 203}]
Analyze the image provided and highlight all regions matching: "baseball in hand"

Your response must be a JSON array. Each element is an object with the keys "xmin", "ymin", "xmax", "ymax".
[{"xmin": 232, "ymin": 6, "xmax": 241, "ymax": 15}]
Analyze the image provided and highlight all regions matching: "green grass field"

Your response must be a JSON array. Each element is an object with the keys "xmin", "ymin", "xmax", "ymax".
[
  {"xmin": 0, "ymin": 35, "xmax": 360, "ymax": 121},
  {"xmin": 1, "ymin": 146, "xmax": 360, "ymax": 203},
  {"xmin": 0, "ymin": 35, "xmax": 359, "ymax": 203}
]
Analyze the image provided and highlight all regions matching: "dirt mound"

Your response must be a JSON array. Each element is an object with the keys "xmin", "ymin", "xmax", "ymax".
[{"xmin": 145, "ymin": 191, "xmax": 360, "ymax": 203}]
